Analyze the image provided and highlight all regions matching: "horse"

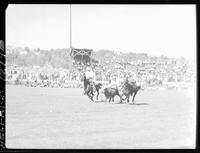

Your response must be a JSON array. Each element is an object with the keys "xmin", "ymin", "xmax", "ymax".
[
  {"xmin": 85, "ymin": 82, "xmax": 103, "ymax": 102},
  {"xmin": 82, "ymin": 74, "xmax": 90, "ymax": 95},
  {"xmin": 103, "ymin": 87, "xmax": 123, "ymax": 103},
  {"xmin": 83, "ymin": 75, "xmax": 102, "ymax": 102},
  {"xmin": 85, "ymin": 82, "xmax": 95, "ymax": 101},
  {"xmin": 95, "ymin": 83, "xmax": 103, "ymax": 100},
  {"xmin": 121, "ymin": 80, "xmax": 141, "ymax": 103}
]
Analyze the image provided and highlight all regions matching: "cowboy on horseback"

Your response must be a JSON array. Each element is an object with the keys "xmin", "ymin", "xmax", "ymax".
[
  {"xmin": 107, "ymin": 75, "xmax": 118, "ymax": 89},
  {"xmin": 120, "ymin": 74, "xmax": 141, "ymax": 103},
  {"xmin": 83, "ymin": 66, "xmax": 96, "ymax": 94}
]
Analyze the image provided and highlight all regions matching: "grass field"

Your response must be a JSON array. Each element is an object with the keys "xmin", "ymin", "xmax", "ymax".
[{"xmin": 6, "ymin": 85, "xmax": 196, "ymax": 149}]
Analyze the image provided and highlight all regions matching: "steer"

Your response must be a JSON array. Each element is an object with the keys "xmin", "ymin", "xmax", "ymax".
[{"xmin": 103, "ymin": 87, "xmax": 122, "ymax": 103}]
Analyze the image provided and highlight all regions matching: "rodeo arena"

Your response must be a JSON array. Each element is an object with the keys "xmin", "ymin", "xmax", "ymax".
[{"xmin": 6, "ymin": 47, "xmax": 196, "ymax": 148}]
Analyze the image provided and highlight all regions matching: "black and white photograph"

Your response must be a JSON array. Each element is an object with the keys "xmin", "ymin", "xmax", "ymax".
[{"xmin": 5, "ymin": 4, "xmax": 196, "ymax": 149}]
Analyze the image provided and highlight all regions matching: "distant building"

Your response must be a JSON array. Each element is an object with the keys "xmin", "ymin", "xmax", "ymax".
[{"xmin": 70, "ymin": 48, "xmax": 98, "ymax": 66}]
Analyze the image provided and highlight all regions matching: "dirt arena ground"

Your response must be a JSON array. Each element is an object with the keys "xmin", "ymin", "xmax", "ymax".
[{"xmin": 6, "ymin": 85, "xmax": 196, "ymax": 149}]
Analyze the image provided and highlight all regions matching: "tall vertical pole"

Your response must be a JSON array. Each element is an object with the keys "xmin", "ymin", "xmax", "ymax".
[
  {"xmin": 70, "ymin": 4, "xmax": 72, "ymax": 50},
  {"xmin": 69, "ymin": 4, "xmax": 73, "ymax": 69}
]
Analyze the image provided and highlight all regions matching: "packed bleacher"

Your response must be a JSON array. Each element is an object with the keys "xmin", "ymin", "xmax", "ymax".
[
  {"xmin": 5, "ymin": 45, "xmax": 196, "ymax": 90},
  {"xmin": 5, "ymin": 55, "xmax": 196, "ymax": 90}
]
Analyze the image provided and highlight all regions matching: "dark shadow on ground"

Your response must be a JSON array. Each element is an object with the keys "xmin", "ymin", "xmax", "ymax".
[
  {"xmin": 94, "ymin": 100, "xmax": 149, "ymax": 105},
  {"xmin": 94, "ymin": 100, "xmax": 105, "ymax": 103},
  {"xmin": 114, "ymin": 102, "xmax": 126, "ymax": 104},
  {"xmin": 127, "ymin": 102, "xmax": 149, "ymax": 105},
  {"xmin": 94, "ymin": 100, "xmax": 123, "ymax": 104}
]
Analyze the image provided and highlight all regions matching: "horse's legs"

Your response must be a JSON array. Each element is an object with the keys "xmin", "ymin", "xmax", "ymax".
[
  {"xmin": 127, "ymin": 95, "xmax": 130, "ymax": 103},
  {"xmin": 109, "ymin": 97, "xmax": 112, "ymax": 103},
  {"xmin": 83, "ymin": 83, "xmax": 87, "ymax": 94},
  {"xmin": 91, "ymin": 90, "xmax": 94, "ymax": 97},
  {"xmin": 86, "ymin": 90, "xmax": 90, "ymax": 99},
  {"xmin": 127, "ymin": 98, "xmax": 129, "ymax": 103},
  {"xmin": 90, "ymin": 96, "xmax": 94, "ymax": 102},
  {"xmin": 105, "ymin": 97, "xmax": 108, "ymax": 103},
  {"xmin": 90, "ymin": 89, "xmax": 94, "ymax": 102},
  {"xmin": 89, "ymin": 91, "xmax": 94, "ymax": 102},
  {"xmin": 112, "ymin": 96, "xmax": 114, "ymax": 102},
  {"xmin": 123, "ymin": 94, "xmax": 129, "ymax": 103},
  {"xmin": 96, "ymin": 90, "xmax": 99, "ymax": 100},
  {"xmin": 132, "ymin": 91, "xmax": 138, "ymax": 102},
  {"xmin": 86, "ymin": 88, "xmax": 94, "ymax": 102},
  {"xmin": 87, "ymin": 86, "xmax": 94, "ymax": 101},
  {"xmin": 121, "ymin": 94, "xmax": 128, "ymax": 103},
  {"xmin": 117, "ymin": 94, "xmax": 123, "ymax": 103}
]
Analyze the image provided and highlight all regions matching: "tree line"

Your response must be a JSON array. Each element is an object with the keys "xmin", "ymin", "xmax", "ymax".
[{"xmin": 6, "ymin": 45, "xmax": 174, "ymax": 69}]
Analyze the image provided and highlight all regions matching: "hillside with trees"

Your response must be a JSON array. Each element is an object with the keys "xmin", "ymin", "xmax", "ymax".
[{"xmin": 6, "ymin": 45, "xmax": 187, "ymax": 70}]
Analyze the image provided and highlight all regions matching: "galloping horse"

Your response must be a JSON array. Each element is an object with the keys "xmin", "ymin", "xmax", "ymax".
[
  {"xmin": 121, "ymin": 80, "xmax": 141, "ymax": 103},
  {"xmin": 83, "ymin": 74, "xmax": 102, "ymax": 102}
]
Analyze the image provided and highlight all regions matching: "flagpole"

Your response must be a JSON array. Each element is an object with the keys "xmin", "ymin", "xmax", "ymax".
[{"xmin": 70, "ymin": 4, "xmax": 72, "ymax": 51}]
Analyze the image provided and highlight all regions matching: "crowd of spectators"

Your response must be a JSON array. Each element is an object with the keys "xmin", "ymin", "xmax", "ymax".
[{"xmin": 6, "ymin": 55, "xmax": 196, "ymax": 90}]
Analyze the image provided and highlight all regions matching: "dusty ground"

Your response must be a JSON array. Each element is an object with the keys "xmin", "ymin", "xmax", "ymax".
[{"xmin": 6, "ymin": 85, "xmax": 196, "ymax": 149}]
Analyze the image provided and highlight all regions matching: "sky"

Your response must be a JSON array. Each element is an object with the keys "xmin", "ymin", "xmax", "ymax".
[{"xmin": 6, "ymin": 4, "xmax": 196, "ymax": 59}]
